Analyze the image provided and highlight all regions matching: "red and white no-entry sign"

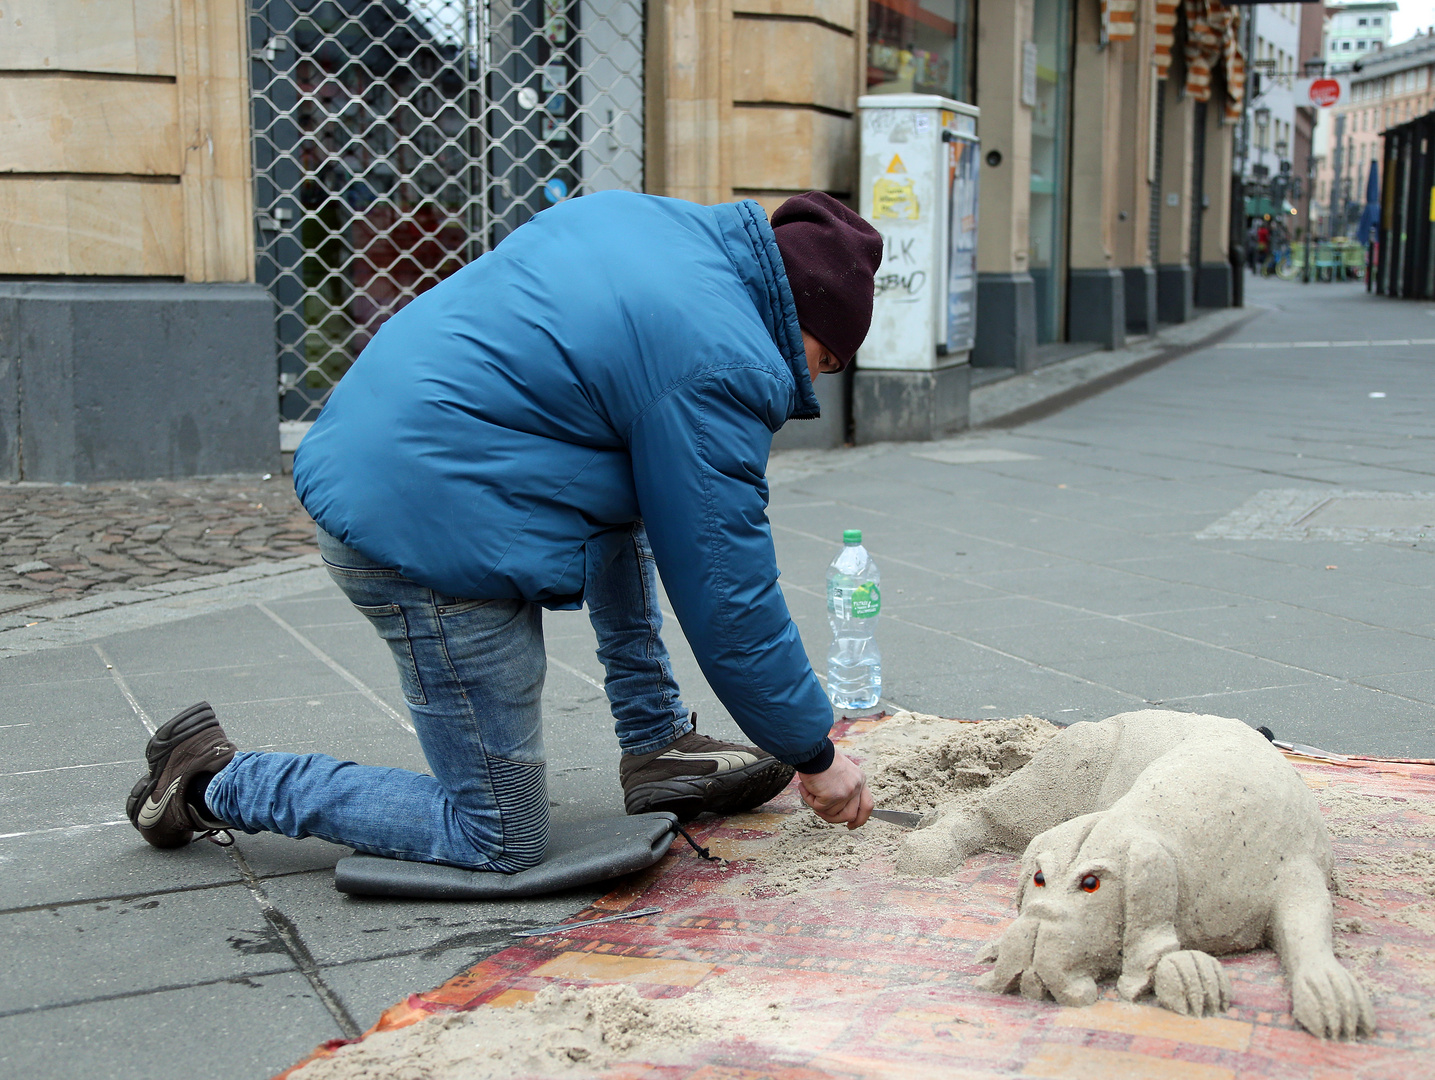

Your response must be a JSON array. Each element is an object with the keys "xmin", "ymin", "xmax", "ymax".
[{"xmin": 1309, "ymin": 78, "xmax": 1342, "ymax": 108}]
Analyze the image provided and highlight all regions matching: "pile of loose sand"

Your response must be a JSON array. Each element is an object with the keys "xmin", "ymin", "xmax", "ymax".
[
  {"xmin": 1319, "ymin": 783, "xmax": 1435, "ymax": 912},
  {"xmin": 1314, "ymin": 785, "xmax": 1435, "ymax": 841},
  {"xmin": 861, "ymin": 712, "xmax": 1059, "ymax": 809},
  {"xmin": 745, "ymin": 712, "xmax": 1059, "ymax": 896},
  {"xmin": 295, "ymin": 980, "xmax": 793, "ymax": 1080},
  {"xmin": 1314, "ymin": 783, "xmax": 1435, "ymax": 1002}
]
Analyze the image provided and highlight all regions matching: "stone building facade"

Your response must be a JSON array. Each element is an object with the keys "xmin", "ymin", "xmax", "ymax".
[{"xmin": 1, "ymin": 0, "xmax": 1244, "ymax": 475}]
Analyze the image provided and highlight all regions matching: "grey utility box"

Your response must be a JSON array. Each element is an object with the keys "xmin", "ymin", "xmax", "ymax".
[{"xmin": 856, "ymin": 94, "xmax": 980, "ymax": 442}]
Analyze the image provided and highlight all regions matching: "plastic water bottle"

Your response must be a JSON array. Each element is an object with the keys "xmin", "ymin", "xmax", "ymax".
[{"xmin": 826, "ymin": 529, "xmax": 882, "ymax": 709}]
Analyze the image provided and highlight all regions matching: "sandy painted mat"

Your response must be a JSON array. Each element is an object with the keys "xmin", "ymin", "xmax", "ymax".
[{"xmin": 281, "ymin": 717, "xmax": 1435, "ymax": 1080}]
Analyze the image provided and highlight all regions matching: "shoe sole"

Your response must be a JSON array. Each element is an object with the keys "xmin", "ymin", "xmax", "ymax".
[
  {"xmin": 624, "ymin": 758, "xmax": 796, "ymax": 822},
  {"xmin": 126, "ymin": 702, "xmax": 221, "ymax": 848}
]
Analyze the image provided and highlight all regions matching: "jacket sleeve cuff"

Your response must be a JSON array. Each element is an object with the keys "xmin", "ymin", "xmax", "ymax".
[{"xmin": 791, "ymin": 738, "xmax": 835, "ymax": 775}]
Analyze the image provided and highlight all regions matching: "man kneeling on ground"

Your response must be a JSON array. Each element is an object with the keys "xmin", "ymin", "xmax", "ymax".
[{"xmin": 127, "ymin": 190, "xmax": 881, "ymax": 870}]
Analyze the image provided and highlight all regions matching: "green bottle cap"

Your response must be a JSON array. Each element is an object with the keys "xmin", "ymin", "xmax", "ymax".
[{"xmin": 843, "ymin": 529, "xmax": 862, "ymax": 544}]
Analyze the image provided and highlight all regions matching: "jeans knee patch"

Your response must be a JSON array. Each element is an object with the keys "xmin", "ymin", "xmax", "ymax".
[
  {"xmin": 353, "ymin": 603, "xmax": 427, "ymax": 705},
  {"xmin": 488, "ymin": 757, "xmax": 548, "ymax": 871}
]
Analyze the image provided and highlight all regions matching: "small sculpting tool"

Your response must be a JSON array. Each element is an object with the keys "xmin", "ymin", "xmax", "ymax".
[
  {"xmin": 1272, "ymin": 739, "xmax": 1349, "ymax": 764},
  {"xmin": 511, "ymin": 905, "xmax": 664, "ymax": 937},
  {"xmin": 871, "ymin": 808, "xmax": 923, "ymax": 828}
]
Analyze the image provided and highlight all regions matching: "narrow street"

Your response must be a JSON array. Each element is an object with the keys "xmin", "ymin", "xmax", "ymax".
[
  {"xmin": 769, "ymin": 275, "xmax": 1435, "ymax": 759},
  {"xmin": 3, "ymin": 276, "xmax": 1434, "ymax": 1077}
]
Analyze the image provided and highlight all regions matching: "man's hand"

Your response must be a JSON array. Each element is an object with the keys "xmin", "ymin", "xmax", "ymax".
[{"xmin": 797, "ymin": 750, "xmax": 872, "ymax": 829}]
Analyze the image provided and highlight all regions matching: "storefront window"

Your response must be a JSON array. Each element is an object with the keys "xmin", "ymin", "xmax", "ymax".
[
  {"xmin": 866, "ymin": 0, "xmax": 975, "ymax": 103},
  {"xmin": 1029, "ymin": 0, "xmax": 1073, "ymax": 344}
]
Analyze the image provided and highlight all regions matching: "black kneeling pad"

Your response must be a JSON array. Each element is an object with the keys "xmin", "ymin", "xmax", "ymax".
[{"xmin": 332, "ymin": 812, "xmax": 681, "ymax": 900}]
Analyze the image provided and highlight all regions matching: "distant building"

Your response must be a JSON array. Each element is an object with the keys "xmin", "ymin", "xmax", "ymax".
[
  {"xmin": 1293, "ymin": 2, "xmax": 1324, "ymax": 232},
  {"xmin": 1325, "ymin": 1, "xmax": 1397, "ymax": 72},
  {"xmin": 1244, "ymin": 2, "xmax": 1303, "ymax": 191},
  {"xmin": 1317, "ymin": 29, "xmax": 1435, "ymax": 237}
]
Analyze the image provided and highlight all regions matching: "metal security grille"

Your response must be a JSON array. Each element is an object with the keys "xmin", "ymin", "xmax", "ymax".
[
  {"xmin": 248, "ymin": 0, "xmax": 644, "ymax": 420},
  {"xmin": 1189, "ymin": 99, "xmax": 1207, "ymax": 278},
  {"xmin": 1149, "ymin": 81, "xmax": 1164, "ymax": 267}
]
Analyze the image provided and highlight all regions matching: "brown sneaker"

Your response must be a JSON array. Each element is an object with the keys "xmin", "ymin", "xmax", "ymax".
[
  {"xmin": 619, "ymin": 721, "xmax": 795, "ymax": 821},
  {"xmin": 126, "ymin": 702, "xmax": 236, "ymax": 849}
]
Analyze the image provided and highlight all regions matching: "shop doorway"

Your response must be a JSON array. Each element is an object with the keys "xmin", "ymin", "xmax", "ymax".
[{"xmin": 1028, "ymin": 0, "xmax": 1073, "ymax": 344}]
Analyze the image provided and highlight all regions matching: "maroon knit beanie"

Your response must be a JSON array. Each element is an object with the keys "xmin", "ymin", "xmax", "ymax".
[{"xmin": 771, "ymin": 192, "xmax": 884, "ymax": 368}]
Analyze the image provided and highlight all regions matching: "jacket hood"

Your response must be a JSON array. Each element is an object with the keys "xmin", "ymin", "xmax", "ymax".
[{"xmin": 712, "ymin": 200, "xmax": 821, "ymax": 421}]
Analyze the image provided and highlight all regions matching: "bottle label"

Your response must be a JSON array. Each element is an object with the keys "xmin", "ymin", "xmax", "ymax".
[
  {"xmin": 829, "ymin": 582, "xmax": 881, "ymax": 619},
  {"xmin": 851, "ymin": 582, "xmax": 881, "ymax": 618}
]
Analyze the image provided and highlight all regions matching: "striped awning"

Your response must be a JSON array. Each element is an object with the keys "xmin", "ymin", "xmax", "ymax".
[
  {"xmin": 1179, "ymin": 0, "xmax": 1246, "ymax": 121},
  {"xmin": 1103, "ymin": 0, "xmax": 1137, "ymax": 40},
  {"xmin": 1153, "ymin": 1, "xmax": 1179, "ymax": 78},
  {"xmin": 1222, "ymin": 14, "xmax": 1246, "ymax": 122}
]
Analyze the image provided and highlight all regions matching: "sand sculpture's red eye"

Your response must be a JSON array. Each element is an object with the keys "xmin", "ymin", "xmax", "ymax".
[
  {"xmin": 1033, "ymin": 871, "xmax": 1045, "ymax": 887},
  {"xmin": 1080, "ymin": 874, "xmax": 1100, "ymax": 893}
]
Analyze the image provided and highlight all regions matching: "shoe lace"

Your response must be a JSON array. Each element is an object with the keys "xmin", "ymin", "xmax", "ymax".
[
  {"xmin": 198, "ymin": 828, "xmax": 235, "ymax": 847},
  {"xmin": 672, "ymin": 822, "xmax": 720, "ymax": 862}
]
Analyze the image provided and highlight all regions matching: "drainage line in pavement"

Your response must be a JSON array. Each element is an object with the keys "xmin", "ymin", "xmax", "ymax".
[
  {"xmin": 2, "ymin": 758, "xmax": 142, "ymax": 777},
  {"xmin": 978, "ymin": 309, "xmax": 1263, "ymax": 430},
  {"xmin": 0, "ymin": 818, "xmax": 129, "ymax": 841},
  {"xmin": 94, "ymin": 643, "xmax": 156, "ymax": 735},
  {"xmin": 0, "ymin": 865, "xmax": 335, "ymax": 917},
  {"xmin": 1216, "ymin": 336, "xmax": 1435, "ymax": 349},
  {"xmin": 0, "ymin": 966, "xmax": 299, "ymax": 1021},
  {"xmin": 255, "ymin": 601, "xmax": 416, "ymax": 735},
  {"xmin": 548, "ymin": 654, "xmax": 606, "ymax": 691},
  {"xmin": 227, "ymin": 844, "xmax": 363, "ymax": 1039}
]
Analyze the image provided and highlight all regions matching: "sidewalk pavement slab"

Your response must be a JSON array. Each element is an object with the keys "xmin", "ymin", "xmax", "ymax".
[{"xmin": 3, "ymin": 276, "xmax": 1435, "ymax": 1079}]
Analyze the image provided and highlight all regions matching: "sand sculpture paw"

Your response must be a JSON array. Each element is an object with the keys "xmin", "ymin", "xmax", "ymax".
[
  {"xmin": 897, "ymin": 808, "xmax": 990, "ymax": 876},
  {"xmin": 1290, "ymin": 956, "xmax": 1375, "ymax": 1040},
  {"xmin": 1153, "ymin": 951, "xmax": 1230, "ymax": 1017}
]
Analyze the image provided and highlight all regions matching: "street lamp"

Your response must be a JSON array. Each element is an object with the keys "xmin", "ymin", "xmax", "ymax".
[
  {"xmin": 1276, "ymin": 138, "xmax": 1291, "ymax": 218},
  {"xmin": 1254, "ymin": 106, "xmax": 1271, "ymax": 175},
  {"xmin": 1302, "ymin": 151, "xmax": 1320, "ymax": 283}
]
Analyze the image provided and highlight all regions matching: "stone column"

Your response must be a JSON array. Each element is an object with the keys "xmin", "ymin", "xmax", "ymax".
[
  {"xmin": 729, "ymin": 0, "xmax": 862, "ymax": 450},
  {"xmin": 971, "ymin": 0, "xmax": 1037, "ymax": 372},
  {"xmin": 646, "ymin": 0, "xmax": 863, "ymax": 212},
  {"xmin": 1066, "ymin": 0, "xmax": 1125, "ymax": 349},
  {"xmin": 1196, "ymin": 100, "xmax": 1235, "ymax": 307},
  {"xmin": 1156, "ymin": 75, "xmax": 1195, "ymax": 323},
  {"xmin": 647, "ymin": 0, "xmax": 860, "ymax": 449},
  {"xmin": 1114, "ymin": 16, "xmax": 1158, "ymax": 336},
  {"xmin": 728, "ymin": 0, "xmax": 861, "ymax": 213},
  {"xmin": 645, "ymin": 0, "xmax": 732, "ymax": 204}
]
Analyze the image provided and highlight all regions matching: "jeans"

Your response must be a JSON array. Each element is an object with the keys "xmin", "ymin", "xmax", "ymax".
[{"xmin": 206, "ymin": 524, "xmax": 689, "ymax": 871}]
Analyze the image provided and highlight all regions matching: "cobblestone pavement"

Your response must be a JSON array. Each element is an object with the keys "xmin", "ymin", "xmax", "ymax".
[{"xmin": 0, "ymin": 474, "xmax": 315, "ymax": 616}]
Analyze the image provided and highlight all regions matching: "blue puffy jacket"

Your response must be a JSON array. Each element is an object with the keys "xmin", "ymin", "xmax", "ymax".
[{"xmin": 294, "ymin": 191, "xmax": 833, "ymax": 766}]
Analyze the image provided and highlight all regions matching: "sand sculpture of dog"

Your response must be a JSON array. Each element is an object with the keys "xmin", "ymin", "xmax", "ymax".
[{"xmin": 902, "ymin": 710, "xmax": 1372, "ymax": 1039}]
